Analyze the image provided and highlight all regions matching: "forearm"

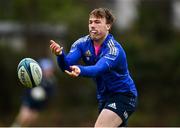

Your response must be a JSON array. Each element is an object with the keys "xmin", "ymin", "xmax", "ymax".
[
  {"xmin": 57, "ymin": 53, "xmax": 70, "ymax": 72},
  {"xmin": 78, "ymin": 62, "xmax": 109, "ymax": 77},
  {"xmin": 57, "ymin": 50, "xmax": 82, "ymax": 72}
]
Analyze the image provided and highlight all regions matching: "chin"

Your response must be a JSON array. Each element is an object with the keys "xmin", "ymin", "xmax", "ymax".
[
  {"xmin": 91, "ymin": 37, "xmax": 99, "ymax": 41},
  {"xmin": 90, "ymin": 35, "xmax": 98, "ymax": 41}
]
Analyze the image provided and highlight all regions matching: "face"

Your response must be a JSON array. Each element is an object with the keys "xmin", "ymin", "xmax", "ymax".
[{"xmin": 89, "ymin": 15, "xmax": 110, "ymax": 42}]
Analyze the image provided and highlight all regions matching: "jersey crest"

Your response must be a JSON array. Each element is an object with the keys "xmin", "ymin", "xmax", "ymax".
[
  {"xmin": 85, "ymin": 50, "xmax": 92, "ymax": 57},
  {"xmin": 85, "ymin": 50, "xmax": 92, "ymax": 61}
]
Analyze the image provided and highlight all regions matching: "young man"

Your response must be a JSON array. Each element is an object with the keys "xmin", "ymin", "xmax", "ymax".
[{"xmin": 50, "ymin": 8, "xmax": 138, "ymax": 127}]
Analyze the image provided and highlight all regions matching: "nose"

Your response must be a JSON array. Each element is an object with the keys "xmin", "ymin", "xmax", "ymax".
[{"xmin": 89, "ymin": 22, "xmax": 96, "ymax": 29}]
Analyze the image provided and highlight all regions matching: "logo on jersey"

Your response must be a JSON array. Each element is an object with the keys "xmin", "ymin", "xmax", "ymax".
[
  {"xmin": 123, "ymin": 111, "xmax": 128, "ymax": 119},
  {"xmin": 108, "ymin": 103, "xmax": 117, "ymax": 110},
  {"xmin": 85, "ymin": 50, "xmax": 92, "ymax": 57}
]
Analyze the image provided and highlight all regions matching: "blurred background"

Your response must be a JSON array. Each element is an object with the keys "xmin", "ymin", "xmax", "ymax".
[{"xmin": 0, "ymin": 0, "xmax": 180, "ymax": 126}]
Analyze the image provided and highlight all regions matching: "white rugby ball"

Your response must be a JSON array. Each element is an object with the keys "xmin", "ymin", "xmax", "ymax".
[{"xmin": 17, "ymin": 58, "xmax": 42, "ymax": 88}]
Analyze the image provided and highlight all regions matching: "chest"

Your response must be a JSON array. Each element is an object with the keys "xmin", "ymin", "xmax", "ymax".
[{"xmin": 82, "ymin": 44, "xmax": 107, "ymax": 65}]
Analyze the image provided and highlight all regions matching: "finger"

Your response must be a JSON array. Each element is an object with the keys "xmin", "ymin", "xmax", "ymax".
[
  {"xmin": 50, "ymin": 43, "xmax": 57, "ymax": 50},
  {"xmin": 65, "ymin": 70, "xmax": 75, "ymax": 77},
  {"xmin": 50, "ymin": 40, "xmax": 56, "ymax": 44},
  {"xmin": 65, "ymin": 70, "xmax": 72, "ymax": 75},
  {"xmin": 50, "ymin": 42, "xmax": 54, "ymax": 48},
  {"xmin": 70, "ymin": 66, "xmax": 78, "ymax": 71},
  {"xmin": 50, "ymin": 44, "xmax": 59, "ymax": 52},
  {"xmin": 51, "ymin": 43, "xmax": 58, "ymax": 49},
  {"xmin": 70, "ymin": 66, "xmax": 80, "ymax": 74},
  {"xmin": 50, "ymin": 41, "xmax": 56, "ymax": 49},
  {"xmin": 55, "ymin": 47, "xmax": 63, "ymax": 55},
  {"xmin": 54, "ymin": 47, "xmax": 60, "ymax": 52},
  {"xmin": 57, "ymin": 47, "xmax": 63, "ymax": 53},
  {"xmin": 50, "ymin": 42, "xmax": 62, "ymax": 51},
  {"xmin": 50, "ymin": 44, "xmax": 57, "ymax": 53},
  {"xmin": 73, "ymin": 72, "xmax": 78, "ymax": 77},
  {"xmin": 56, "ymin": 48, "xmax": 60, "ymax": 53},
  {"xmin": 50, "ymin": 40, "xmax": 60, "ymax": 49},
  {"xmin": 65, "ymin": 70, "xmax": 77, "ymax": 77}
]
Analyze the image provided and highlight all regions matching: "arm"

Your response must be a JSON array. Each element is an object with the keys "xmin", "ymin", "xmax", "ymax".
[
  {"xmin": 78, "ymin": 55, "xmax": 117, "ymax": 77},
  {"xmin": 65, "ymin": 51, "xmax": 119, "ymax": 78},
  {"xmin": 57, "ymin": 48, "xmax": 82, "ymax": 72}
]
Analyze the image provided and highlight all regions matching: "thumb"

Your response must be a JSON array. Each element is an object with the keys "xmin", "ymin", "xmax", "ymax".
[{"xmin": 56, "ymin": 47, "xmax": 63, "ymax": 54}]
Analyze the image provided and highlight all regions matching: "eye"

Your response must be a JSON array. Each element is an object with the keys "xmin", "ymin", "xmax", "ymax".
[
  {"xmin": 89, "ymin": 20, "xmax": 92, "ymax": 24},
  {"xmin": 94, "ymin": 20, "xmax": 101, "ymax": 24}
]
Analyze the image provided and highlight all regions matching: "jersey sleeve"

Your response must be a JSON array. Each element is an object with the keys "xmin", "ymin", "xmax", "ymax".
[
  {"xmin": 78, "ymin": 46, "xmax": 119, "ymax": 77},
  {"xmin": 57, "ymin": 39, "xmax": 82, "ymax": 72}
]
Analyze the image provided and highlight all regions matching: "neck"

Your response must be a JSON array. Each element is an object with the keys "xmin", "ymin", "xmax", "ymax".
[{"xmin": 93, "ymin": 32, "xmax": 109, "ymax": 46}]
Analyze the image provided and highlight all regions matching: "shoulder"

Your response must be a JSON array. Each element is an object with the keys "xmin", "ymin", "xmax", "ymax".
[
  {"xmin": 107, "ymin": 35, "xmax": 125, "ymax": 50},
  {"xmin": 106, "ymin": 38, "xmax": 120, "ymax": 56},
  {"xmin": 72, "ymin": 35, "xmax": 90, "ymax": 47},
  {"xmin": 104, "ymin": 35, "xmax": 127, "ymax": 60}
]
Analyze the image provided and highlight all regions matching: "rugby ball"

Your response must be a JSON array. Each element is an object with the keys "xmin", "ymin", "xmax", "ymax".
[{"xmin": 17, "ymin": 58, "xmax": 42, "ymax": 88}]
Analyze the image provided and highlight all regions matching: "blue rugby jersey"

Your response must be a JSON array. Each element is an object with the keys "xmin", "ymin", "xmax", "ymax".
[{"xmin": 57, "ymin": 34, "xmax": 137, "ymax": 102}]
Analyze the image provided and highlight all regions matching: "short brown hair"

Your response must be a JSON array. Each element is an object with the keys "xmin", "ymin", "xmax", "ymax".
[{"xmin": 89, "ymin": 8, "xmax": 115, "ymax": 26}]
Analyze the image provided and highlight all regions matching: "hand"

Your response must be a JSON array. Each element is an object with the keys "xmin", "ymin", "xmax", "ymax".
[
  {"xmin": 50, "ymin": 40, "xmax": 63, "ymax": 56},
  {"xmin": 65, "ymin": 66, "xmax": 81, "ymax": 77}
]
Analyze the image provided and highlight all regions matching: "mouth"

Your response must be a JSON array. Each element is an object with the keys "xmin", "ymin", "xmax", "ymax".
[{"xmin": 90, "ymin": 30, "xmax": 98, "ymax": 34}]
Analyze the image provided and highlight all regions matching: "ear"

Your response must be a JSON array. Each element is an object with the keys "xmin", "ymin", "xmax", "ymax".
[{"xmin": 106, "ymin": 24, "xmax": 111, "ymax": 30}]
